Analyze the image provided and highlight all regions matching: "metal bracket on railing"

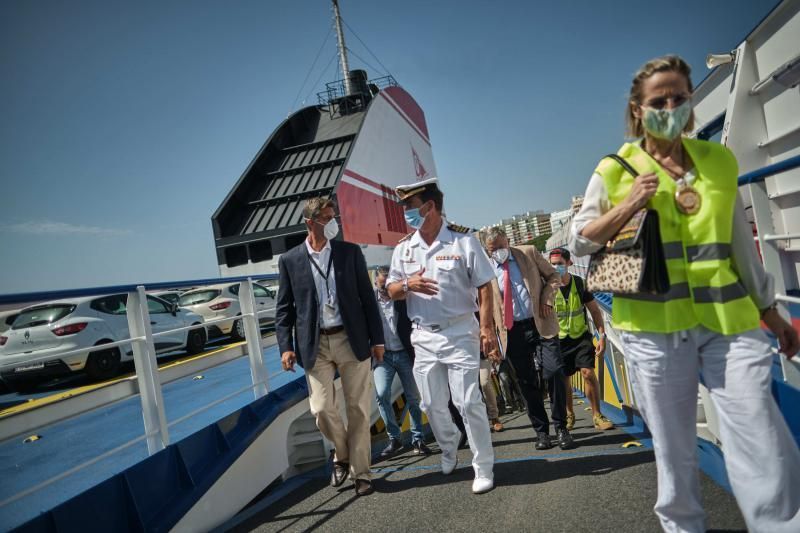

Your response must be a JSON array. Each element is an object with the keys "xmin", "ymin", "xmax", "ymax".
[
  {"xmin": 127, "ymin": 286, "xmax": 170, "ymax": 454},
  {"xmin": 239, "ymin": 279, "xmax": 269, "ymax": 399}
]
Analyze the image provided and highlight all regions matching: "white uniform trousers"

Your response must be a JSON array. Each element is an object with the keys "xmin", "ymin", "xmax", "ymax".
[
  {"xmin": 411, "ymin": 316, "xmax": 494, "ymax": 478},
  {"xmin": 620, "ymin": 326, "xmax": 800, "ymax": 533}
]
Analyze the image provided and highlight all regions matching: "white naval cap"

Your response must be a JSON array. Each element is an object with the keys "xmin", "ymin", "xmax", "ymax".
[{"xmin": 395, "ymin": 177, "xmax": 440, "ymax": 202}]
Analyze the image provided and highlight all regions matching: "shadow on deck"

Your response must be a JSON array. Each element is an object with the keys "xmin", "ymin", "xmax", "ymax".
[{"xmin": 227, "ymin": 403, "xmax": 745, "ymax": 532}]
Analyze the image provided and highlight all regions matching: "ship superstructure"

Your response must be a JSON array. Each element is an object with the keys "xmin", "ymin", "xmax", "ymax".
[{"xmin": 212, "ymin": 1, "xmax": 435, "ymax": 276}]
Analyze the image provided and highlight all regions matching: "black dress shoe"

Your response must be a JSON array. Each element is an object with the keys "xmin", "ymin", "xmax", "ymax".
[
  {"xmin": 458, "ymin": 432, "xmax": 468, "ymax": 449},
  {"xmin": 330, "ymin": 461, "xmax": 349, "ymax": 487},
  {"xmin": 354, "ymin": 479, "xmax": 374, "ymax": 496},
  {"xmin": 535, "ymin": 433, "xmax": 552, "ymax": 450},
  {"xmin": 379, "ymin": 438, "xmax": 404, "ymax": 459},
  {"xmin": 557, "ymin": 428, "xmax": 575, "ymax": 450},
  {"xmin": 412, "ymin": 440, "xmax": 432, "ymax": 455}
]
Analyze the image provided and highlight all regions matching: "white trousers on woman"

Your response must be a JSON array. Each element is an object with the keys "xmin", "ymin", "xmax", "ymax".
[{"xmin": 620, "ymin": 326, "xmax": 800, "ymax": 533}]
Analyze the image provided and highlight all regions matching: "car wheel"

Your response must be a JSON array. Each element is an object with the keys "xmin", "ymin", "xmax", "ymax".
[
  {"xmin": 231, "ymin": 318, "xmax": 245, "ymax": 341},
  {"xmin": 85, "ymin": 346, "xmax": 121, "ymax": 381},
  {"xmin": 186, "ymin": 327, "xmax": 206, "ymax": 354}
]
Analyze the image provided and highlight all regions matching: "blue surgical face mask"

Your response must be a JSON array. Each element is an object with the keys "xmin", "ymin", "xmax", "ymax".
[
  {"xmin": 641, "ymin": 99, "xmax": 692, "ymax": 141},
  {"xmin": 554, "ymin": 265, "xmax": 567, "ymax": 276},
  {"xmin": 404, "ymin": 203, "xmax": 429, "ymax": 229}
]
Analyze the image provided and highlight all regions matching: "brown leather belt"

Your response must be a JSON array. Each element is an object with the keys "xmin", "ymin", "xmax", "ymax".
[{"xmin": 319, "ymin": 325, "xmax": 345, "ymax": 335}]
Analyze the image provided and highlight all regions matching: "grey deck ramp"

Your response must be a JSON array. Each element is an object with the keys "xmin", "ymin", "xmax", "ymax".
[{"xmin": 232, "ymin": 403, "xmax": 745, "ymax": 532}]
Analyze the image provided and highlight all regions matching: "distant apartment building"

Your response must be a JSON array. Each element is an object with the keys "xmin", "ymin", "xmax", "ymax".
[
  {"xmin": 571, "ymin": 195, "xmax": 584, "ymax": 213},
  {"xmin": 531, "ymin": 212, "xmax": 551, "ymax": 238},
  {"xmin": 550, "ymin": 208, "xmax": 572, "ymax": 233},
  {"xmin": 500, "ymin": 216, "xmax": 532, "ymax": 245}
]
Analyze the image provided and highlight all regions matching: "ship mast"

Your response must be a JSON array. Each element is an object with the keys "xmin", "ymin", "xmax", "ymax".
[{"xmin": 331, "ymin": 0, "xmax": 353, "ymax": 95}]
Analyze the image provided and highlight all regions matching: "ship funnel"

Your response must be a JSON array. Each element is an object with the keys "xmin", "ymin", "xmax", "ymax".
[
  {"xmin": 706, "ymin": 51, "xmax": 736, "ymax": 69},
  {"xmin": 347, "ymin": 69, "xmax": 370, "ymax": 96}
]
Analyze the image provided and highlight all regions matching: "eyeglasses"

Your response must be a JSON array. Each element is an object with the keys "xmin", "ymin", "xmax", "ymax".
[
  {"xmin": 307, "ymin": 214, "xmax": 340, "ymax": 224},
  {"xmin": 641, "ymin": 93, "xmax": 691, "ymax": 110}
]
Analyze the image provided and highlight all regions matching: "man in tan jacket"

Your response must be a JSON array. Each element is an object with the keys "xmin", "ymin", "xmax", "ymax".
[{"xmin": 480, "ymin": 227, "xmax": 574, "ymax": 450}]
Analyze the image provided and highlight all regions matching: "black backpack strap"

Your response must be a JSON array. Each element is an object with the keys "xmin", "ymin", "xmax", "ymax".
[
  {"xmin": 572, "ymin": 275, "xmax": 592, "ymax": 325},
  {"xmin": 573, "ymin": 274, "xmax": 586, "ymax": 300},
  {"xmin": 603, "ymin": 154, "xmax": 640, "ymax": 178}
]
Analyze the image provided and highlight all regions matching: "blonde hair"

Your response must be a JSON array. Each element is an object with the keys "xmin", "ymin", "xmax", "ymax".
[
  {"xmin": 302, "ymin": 197, "xmax": 337, "ymax": 221},
  {"xmin": 626, "ymin": 55, "xmax": 695, "ymax": 138}
]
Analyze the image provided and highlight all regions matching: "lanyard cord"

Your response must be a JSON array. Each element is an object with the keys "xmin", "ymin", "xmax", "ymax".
[{"xmin": 307, "ymin": 251, "xmax": 334, "ymax": 301}]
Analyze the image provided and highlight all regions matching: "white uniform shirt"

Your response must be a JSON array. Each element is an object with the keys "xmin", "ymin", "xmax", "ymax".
[
  {"xmin": 569, "ymin": 171, "xmax": 774, "ymax": 308},
  {"xmin": 304, "ymin": 238, "xmax": 343, "ymax": 328},
  {"xmin": 387, "ymin": 221, "xmax": 496, "ymax": 327}
]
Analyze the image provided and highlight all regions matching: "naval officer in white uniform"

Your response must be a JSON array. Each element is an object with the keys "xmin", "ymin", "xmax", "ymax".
[{"xmin": 386, "ymin": 177, "xmax": 500, "ymax": 494}]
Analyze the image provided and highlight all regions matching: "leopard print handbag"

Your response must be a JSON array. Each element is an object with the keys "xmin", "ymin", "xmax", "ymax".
[{"xmin": 586, "ymin": 155, "xmax": 670, "ymax": 295}]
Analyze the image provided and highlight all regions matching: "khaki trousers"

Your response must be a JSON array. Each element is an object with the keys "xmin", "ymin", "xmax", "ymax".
[{"xmin": 305, "ymin": 330, "xmax": 373, "ymax": 480}]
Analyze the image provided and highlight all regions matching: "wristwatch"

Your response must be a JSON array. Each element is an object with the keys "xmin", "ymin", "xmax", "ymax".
[
  {"xmin": 760, "ymin": 302, "xmax": 778, "ymax": 318},
  {"xmin": 402, "ymin": 278, "xmax": 409, "ymax": 293}
]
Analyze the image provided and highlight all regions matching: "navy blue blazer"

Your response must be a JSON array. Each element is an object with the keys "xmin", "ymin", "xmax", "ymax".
[{"xmin": 275, "ymin": 239, "xmax": 384, "ymax": 370}]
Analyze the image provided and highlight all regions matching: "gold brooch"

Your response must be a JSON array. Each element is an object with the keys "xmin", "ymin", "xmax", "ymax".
[{"xmin": 675, "ymin": 183, "xmax": 701, "ymax": 215}]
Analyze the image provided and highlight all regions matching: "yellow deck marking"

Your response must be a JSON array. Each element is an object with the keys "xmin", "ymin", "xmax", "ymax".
[{"xmin": 0, "ymin": 336, "xmax": 272, "ymax": 419}]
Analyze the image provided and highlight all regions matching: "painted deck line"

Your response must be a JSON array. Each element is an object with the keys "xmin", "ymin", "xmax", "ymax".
[{"xmin": 0, "ymin": 341, "xmax": 248, "ymax": 419}]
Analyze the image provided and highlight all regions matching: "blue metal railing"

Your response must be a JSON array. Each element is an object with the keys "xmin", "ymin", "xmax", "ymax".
[
  {"xmin": 0, "ymin": 274, "xmax": 279, "ymax": 307},
  {"xmin": 738, "ymin": 154, "xmax": 800, "ymax": 185}
]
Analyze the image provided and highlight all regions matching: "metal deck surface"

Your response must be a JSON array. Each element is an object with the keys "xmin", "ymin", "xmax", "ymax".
[
  {"xmin": 231, "ymin": 398, "xmax": 746, "ymax": 532},
  {"xmin": 0, "ymin": 340, "xmax": 297, "ymax": 530}
]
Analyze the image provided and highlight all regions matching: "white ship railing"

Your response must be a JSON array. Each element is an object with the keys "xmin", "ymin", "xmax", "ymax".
[{"xmin": 0, "ymin": 275, "xmax": 279, "ymax": 511}]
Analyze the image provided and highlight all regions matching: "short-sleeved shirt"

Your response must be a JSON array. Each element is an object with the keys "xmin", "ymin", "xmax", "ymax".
[
  {"xmin": 559, "ymin": 275, "xmax": 595, "ymax": 351},
  {"xmin": 387, "ymin": 221, "xmax": 495, "ymax": 327},
  {"xmin": 559, "ymin": 275, "xmax": 594, "ymax": 305}
]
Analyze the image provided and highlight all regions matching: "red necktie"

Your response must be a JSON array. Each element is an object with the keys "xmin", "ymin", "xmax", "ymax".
[{"xmin": 502, "ymin": 261, "xmax": 514, "ymax": 330}]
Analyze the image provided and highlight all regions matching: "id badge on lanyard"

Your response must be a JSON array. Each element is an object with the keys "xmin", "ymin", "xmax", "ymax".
[{"xmin": 308, "ymin": 252, "xmax": 336, "ymax": 316}]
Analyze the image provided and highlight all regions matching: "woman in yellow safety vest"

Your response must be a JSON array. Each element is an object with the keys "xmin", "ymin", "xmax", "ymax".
[{"xmin": 569, "ymin": 55, "xmax": 800, "ymax": 533}]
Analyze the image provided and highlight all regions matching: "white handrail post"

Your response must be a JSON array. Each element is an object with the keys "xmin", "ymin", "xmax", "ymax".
[
  {"xmin": 747, "ymin": 181, "xmax": 800, "ymax": 385},
  {"xmin": 239, "ymin": 279, "xmax": 269, "ymax": 399},
  {"xmin": 127, "ymin": 286, "xmax": 170, "ymax": 454}
]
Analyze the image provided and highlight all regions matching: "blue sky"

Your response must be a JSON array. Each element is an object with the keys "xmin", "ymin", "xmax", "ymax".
[{"xmin": 0, "ymin": 0, "xmax": 777, "ymax": 293}]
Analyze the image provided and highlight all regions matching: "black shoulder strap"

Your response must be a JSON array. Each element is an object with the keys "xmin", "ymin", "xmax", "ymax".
[
  {"xmin": 572, "ymin": 275, "xmax": 591, "ymax": 324},
  {"xmin": 573, "ymin": 275, "xmax": 586, "ymax": 300},
  {"xmin": 603, "ymin": 154, "xmax": 639, "ymax": 178}
]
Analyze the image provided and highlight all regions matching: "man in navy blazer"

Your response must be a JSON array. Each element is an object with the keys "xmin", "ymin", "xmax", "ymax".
[{"xmin": 276, "ymin": 197, "xmax": 384, "ymax": 497}]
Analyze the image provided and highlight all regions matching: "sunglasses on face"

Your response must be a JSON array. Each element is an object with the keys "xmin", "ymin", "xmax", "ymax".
[{"xmin": 641, "ymin": 93, "xmax": 691, "ymax": 110}]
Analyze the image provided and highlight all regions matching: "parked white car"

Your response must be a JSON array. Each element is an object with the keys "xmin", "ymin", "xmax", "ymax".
[
  {"xmin": 0, "ymin": 311, "xmax": 19, "ymax": 334},
  {"xmin": 150, "ymin": 290, "xmax": 184, "ymax": 306},
  {"xmin": 0, "ymin": 294, "xmax": 207, "ymax": 390},
  {"xmin": 178, "ymin": 282, "xmax": 276, "ymax": 340}
]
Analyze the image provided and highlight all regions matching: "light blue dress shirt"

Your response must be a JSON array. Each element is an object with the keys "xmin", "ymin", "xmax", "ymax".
[
  {"xmin": 492, "ymin": 253, "xmax": 534, "ymax": 321},
  {"xmin": 376, "ymin": 290, "xmax": 405, "ymax": 351}
]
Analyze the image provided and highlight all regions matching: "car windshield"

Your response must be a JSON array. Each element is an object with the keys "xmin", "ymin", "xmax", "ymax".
[
  {"xmin": 157, "ymin": 293, "xmax": 179, "ymax": 305},
  {"xmin": 179, "ymin": 290, "xmax": 221, "ymax": 306},
  {"xmin": 12, "ymin": 304, "xmax": 76, "ymax": 329}
]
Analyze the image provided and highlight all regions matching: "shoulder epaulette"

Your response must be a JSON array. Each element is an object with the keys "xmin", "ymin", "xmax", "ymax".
[
  {"xmin": 447, "ymin": 223, "xmax": 471, "ymax": 234},
  {"xmin": 398, "ymin": 232, "xmax": 415, "ymax": 243}
]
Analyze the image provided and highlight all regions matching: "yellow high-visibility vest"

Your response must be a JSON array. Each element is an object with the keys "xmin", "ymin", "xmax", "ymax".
[
  {"xmin": 555, "ymin": 276, "xmax": 588, "ymax": 339},
  {"xmin": 595, "ymin": 138, "xmax": 759, "ymax": 335}
]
